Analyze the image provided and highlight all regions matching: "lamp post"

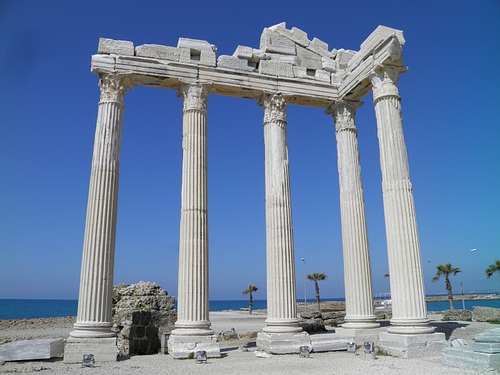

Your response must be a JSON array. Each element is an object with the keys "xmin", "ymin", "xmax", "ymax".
[
  {"xmin": 458, "ymin": 248, "xmax": 477, "ymax": 310},
  {"xmin": 302, "ymin": 258, "xmax": 307, "ymax": 313}
]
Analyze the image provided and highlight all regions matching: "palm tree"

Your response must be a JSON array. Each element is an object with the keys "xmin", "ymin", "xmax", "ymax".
[
  {"xmin": 307, "ymin": 273, "xmax": 327, "ymax": 312},
  {"xmin": 432, "ymin": 263, "xmax": 461, "ymax": 310},
  {"xmin": 242, "ymin": 284, "xmax": 259, "ymax": 314},
  {"xmin": 486, "ymin": 259, "xmax": 500, "ymax": 291}
]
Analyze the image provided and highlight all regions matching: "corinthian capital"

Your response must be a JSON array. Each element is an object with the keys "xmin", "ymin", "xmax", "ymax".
[
  {"xmin": 369, "ymin": 65, "xmax": 407, "ymax": 102},
  {"xmin": 180, "ymin": 84, "xmax": 209, "ymax": 112},
  {"xmin": 326, "ymin": 101, "xmax": 362, "ymax": 132},
  {"xmin": 261, "ymin": 93, "xmax": 287, "ymax": 127},
  {"xmin": 98, "ymin": 74, "xmax": 132, "ymax": 103}
]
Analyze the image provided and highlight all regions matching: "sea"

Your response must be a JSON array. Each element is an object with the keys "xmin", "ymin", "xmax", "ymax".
[{"xmin": 1, "ymin": 297, "xmax": 500, "ymax": 320}]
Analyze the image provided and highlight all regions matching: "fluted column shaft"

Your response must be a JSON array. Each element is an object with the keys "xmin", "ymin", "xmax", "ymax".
[
  {"xmin": 172, "ymin": 83, "xmax": 213, "ymax": 336},
  {"xmin": 328, "ymin": 101, "xmax": 379, "ymax": 329},
  {"xmin": 71, "ymin": 74, "xmax": 131, "ymax": 338},
  {"xmin": 370, "ymin": 66, "xmax": 433, "ymax": 334},
  {"xmin": 261, "ymin": 93, "xmax": 301, "ymax": 334}
]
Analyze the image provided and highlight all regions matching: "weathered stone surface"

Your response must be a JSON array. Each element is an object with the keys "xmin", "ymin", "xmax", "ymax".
[
  {"xmin": 442, "ymin": 346, "xmax": 500, "ymax": 372},
  {"xmin": 217, "ymin": 328, "xmax": 239, "ymax": 341},
  {"xmin": 473, "ymin": 306, "xmax": 500, "ymax": 322},
  {"xmin": 177, "ymin": 38, "xmax": 215, "ymax": 52},
  {"xmin": 476, "ymin": 328, "xmax": 500, "ymax": 342},
  {"xmin": 443, "ymin": 309, "xmax": 472, "ymax": 321},
  {"xmin": 0, "ymin": 339, "xmax": 63, "ymax": 361},
  {"xmin": 260, "ymin": 28, "xmax": 296, "ymax": 55},
  {"xmin": 258, "ymin": 60, "xmax": 294, "ymax": 77},
  {"xmin": 375, "ymin": 308, "xmax": 392, "ymax": 320},
  {"xmin": 112, "ymin": 282, "xmax": 176, "ymax": 356},
  {"xmin": 232, "ymin": 45, "xmax": 253, "ymax": 60},
  {"xmin": 98, "ymin": 38, "xmax": 134, "ymax": 56},
  {"xmin": 135, "ymin": 44, "xmax": 179, "ymax": 61},
  {"xmin": 217, "ymin": 55, "xmax": 255, "ymax": 71}
]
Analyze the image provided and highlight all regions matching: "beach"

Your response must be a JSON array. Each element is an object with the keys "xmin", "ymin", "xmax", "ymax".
[{"xmin": 0, "ymin": 309, "xmax": 496, "ymax": 374}]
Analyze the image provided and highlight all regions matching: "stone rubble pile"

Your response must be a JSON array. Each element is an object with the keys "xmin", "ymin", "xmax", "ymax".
[{"xmin": 112, "ymin": 282, "xmax": 176, "ymax": 356}]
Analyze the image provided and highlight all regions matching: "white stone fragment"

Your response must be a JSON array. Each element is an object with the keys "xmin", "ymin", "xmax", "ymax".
[
  {"xmin": 291, "ymin": 27, "xmax": 310, "ymax": 47},
  {"xmin": 0, "ymin": 339, "xmax": 64, "ymax": 361},
  {"xmin": 336, "ymin": 49, "xmax": 355, "ymax": 69},
  {"xmin": 311, "ymin": 37, "xmax": 329, "ymax": 52},
  {"xmin": 251, "ymin": 49, "xmax": 269, "ymax": 63},
  {"xmin": 258, "ymin": 60, "xmax": 294, "ymax": 77},
  {"xmin": 315, "ymin": 69, "xmax": 331, "ymax": 82},
  {"xmin": 322, "ymin": 56, "xmax": 336, "ymax": 72},
  {"xmin": 268, "ymin": 22, "xmax": 287, "ymax": 32},
  {"xmin": 217, "ymin": 55, "xmax": 256, "ymax": 71},
  {"xmin": 296, "ymin": 45, "xmax": 322, "ymax": 69},
  {"xmin": 360, "ymin": 25, "xmax": 405, "ymax": 52},
  {"xmin": 260, "ymin": 28, "xmax": 296, "ymax": 55},
  {"xmin": 177, "ymin": 37, "xmax": 216, "ymax": 52},
  {"xmin": 135, "ymin": 44, "xmax": 180, "ymax": 62},
  {"xmin": 98, "ymin": 38, "xmax": 134, "ymax": 56},
  {"xmin": 179, "ymin": 47, "xmax": 216, "ymax": 67},
  {"xmin": 233, "ymin": 45, "xmax": 253, "ymax": 60},
  {"xmin": 269, "ymin": 54, "xmax": 301, "ymax": 66}
]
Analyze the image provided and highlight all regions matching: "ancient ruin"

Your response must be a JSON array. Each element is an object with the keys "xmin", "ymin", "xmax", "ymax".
[{"xmin": 65, "ymin": 23, "xmax": 444, "ymax": 362}]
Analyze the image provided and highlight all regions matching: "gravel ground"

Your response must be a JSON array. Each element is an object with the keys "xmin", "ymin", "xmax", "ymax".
[{"xmin": 0, "ymin": 311, "xmax": 497, "ymax": 374}]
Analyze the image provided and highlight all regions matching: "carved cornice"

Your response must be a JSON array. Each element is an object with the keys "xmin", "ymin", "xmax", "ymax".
[
  {"xmin": 261, "ymin": 93, "xmax": 287, "ymax": 128},
  {"xmin": 180, "ymin": 84, "xmax": 209, "ymax": 112},
  {"xmin": 326, "ymin": 101, "xmax": 362, "ymax": 133},
  {"xmin": 98, "ymin": 74, "xmax": 132, "ymax": 103}
]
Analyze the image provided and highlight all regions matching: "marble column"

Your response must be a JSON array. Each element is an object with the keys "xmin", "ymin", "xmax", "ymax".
[
  {"xmin": 260, "ymin": 93, "xmax": 301, "ymax": 334},
  {"xmin": 370, "ymin": 66, "xmax": 434, "ymax": 334},
  {"xmin": 327, "ymin": 101, "xmax": 379, "ymax": 329},
  {"xmin": 71, "ymin": 74, "xmax": 131, "ymax": 339},
  {"xmin": 168, "ymin": 83, "xmax": 219, "ymax": 358}
]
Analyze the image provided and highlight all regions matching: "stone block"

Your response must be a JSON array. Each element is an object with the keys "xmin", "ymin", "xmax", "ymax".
[
  {"xmin": 443, "ymin": 309, "xmax": 472, "ymax": 321},
  {"xmin": 135, "ymin": 44, "xmax": 180, "ymax": 62},
  {"xmin": 232, "ymin": 45, "xmax": 253, "ymax": 60},
  {"xmin": 177, "ymin": 38, "xmax": 215, "ymax": 52},
  {"xmin": 179, "ymin": 48, "xmax": 216, "ymax": 67},
  {"xmin": 291, "ymin": 27, "xmax": 310, "ymax": 47},
  {"xmin": 64, "ymin": 337, "xmax": 117, "ymax": 363},
  {"xmin": 296, "ymin": 45, "xmax": 322, "ymax": 70},
  {"xmin": 378, "ymin": 332, "xmax": 447, "ymax": 358},
  {"xmin": 311, "ymin": 37, "xmax": 329, "ymax": 54},
  {"xmin": 333, "ymin": 327, "xmax": 378, "ymax": 346},
  {"xmin": 258, "ymin": 60, "xmax": 294, "ymax": 78},
  {"xmin": 217, "ymin": 56, "xmax": 255, "ymax": 71},
  {"xmin": 360, "ymin": 25, "xmax": 405, "ymax": 53},
  {"xmin": 0, "ymin": 339, "xmax": 64, "ymax": 361},
  {"xmin": 251, "ymin": 49, "xmax": 269, "ymax": 63},
  {"xmin": 98, "ymin": 38, "xmax": 134, "ymax": 56},
  {"xmin": 167, "ymin": 334, "xmax": 220, "ymax": 359},
  {"xmin": 322, "ymin": 56, "xmax": 336, "ymax": 72},
  {"xmin": 256, "ymin": 331, "xmax": 311, "ymax": 354},
  {"xmin": 309, "ymin": 333, "xmax": 350, "ymax": 352},
  {"xmin": 260, "ymin": 28, "xmax": 296, "ymax": 55},
  {"xmin": 336, "ymin": 49, "xmax": 356, "ymax": 69},
  {"xmin": 474, "ymin": 341, "xmax": 500, "ymax": 353},
  {"xmin": 473, "ymin": 306, "xmax": 500, "ymax": 322},
  {"xmin": 476, "ymin": 328, "xmax": 500, "ymax": 342},
  {"xmin": 269, "ymin": 54, "xmax": 300, "ymax": 66},
  {"xmin": 442, "ymin": 346, "xmax": 500, "ymax": 372},
  {"xmin": 293, "ymin": 66, "xmax": 309, "ymax": 79},
  {"xmin": 315, "ymin": 70, "xmax": 331, "ymax": 82}
]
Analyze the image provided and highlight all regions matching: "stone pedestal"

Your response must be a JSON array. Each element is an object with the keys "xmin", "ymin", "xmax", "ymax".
[
  {"xmin": 167, "ymin": 334, "xmax": 220, "ymax": 359},
  {"xmin": 334, "ymin": 327, "xmax": 380, "ymax": 346},
  {"xmin": 378, "ymin": 331, "xmax": 446, "ymax": 358},
  {"xmin": 370, "ymin": 66, "xmax": 433, "ymax": 335},
  {"xmin": 327, "ymin": 101, "xmax": 378, "ymax": 330},
  {"xmin": 64, "ymin": 337, "xmax": 117, "ymax": 363},
  {"xmin": 256, "ymin": 331, "xmax": 310, "ymax": 354}
]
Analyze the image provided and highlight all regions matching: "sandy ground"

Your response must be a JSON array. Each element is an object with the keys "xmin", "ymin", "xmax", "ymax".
[{"xmin": 0, "ymin": 311, "xmax": 497, "ymax": 374}]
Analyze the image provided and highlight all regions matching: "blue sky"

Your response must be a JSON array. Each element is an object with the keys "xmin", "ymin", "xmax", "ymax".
[{"xmin": 0, "ymin": 0, "xmax": 499, "ymax": 302}]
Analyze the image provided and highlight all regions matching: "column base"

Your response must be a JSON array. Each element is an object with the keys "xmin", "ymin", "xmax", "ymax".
[
  {"xmin": 64, "ymin": 337, "xmax": 117, "ymax": 363},
  {"xmin": 388, "ymin": 317, "xmax": 435, "ymax": 334},
  {"xmin": 256, "ymin": 331, "xmax": 310, "ymax": 354},
  {"xmin": 167, "ymin": 334, "xmax": 220, "ymax": 359},
  {"xmin": 378, "ymin": 331, "xmax": 447, "ymax": 358},
  {"xmin": 262, "ymin": 318, "xmax": 303, "ymax": 334},
  {"xmin": 70, "ymin": 322, "xmax": 116, "ymax": 338},
  {"xmin": 342, "ymin": 315, "xmax": 380, "ymax": 330}
]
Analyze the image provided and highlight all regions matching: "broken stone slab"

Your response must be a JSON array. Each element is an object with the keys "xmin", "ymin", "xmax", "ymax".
[
  {"xmin": 98, "ymin": 38, "xmax": 134, "ymax": 56},
  {"xmin": 177, "ymin": 38, "xmax": 216, "ymax": 52},
  {"xmin": 378, "ymin": 332, "xmax": 447, "ymax": 358},
  {"xmin": 322, "ymin": 56, "xmax": 336, "ymax": 72},
  {"xmin": 135, "ymin": 44, "xmax": 180, "ymax": 62},
  {"xmin": 291, "ymin": 27, "xmax": 310, "ymax": 47},
  {"xmin": 309, "ymin": 333, "xmax": 352, "ymax": 352},
  {"xmin": 442, "ymin": 346, "xmax": 500, "ymax": 372},
  {"xmin": 167, "ymin": 334, "xmax": 220, "ymax": 359},
  {"xmin": 260, "ymin": 28, "xmax": 296, "ymax": 55},
  {"xmin": 0, "ymin": 339, "xmax": 64, "ymax": 361},
  {"xmin": 217, "ymin": 56, "xmax": 256, "ymax": 71}
]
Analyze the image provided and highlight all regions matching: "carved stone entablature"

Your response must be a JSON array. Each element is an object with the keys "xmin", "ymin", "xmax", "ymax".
[
  {"xmin": 98, "ymin": 74, "xmax": 132, "ymax": 103},
  {"xmin": 326, "ymin": 101, "xmax": 363, "ymax": 133},
  {"xmin": 92, "ymin": 23, "xmax": 407, "ymax": 107},
  {"xmin": 261, "ymin": 93, "xmax": 287, "ymax": 128}
]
